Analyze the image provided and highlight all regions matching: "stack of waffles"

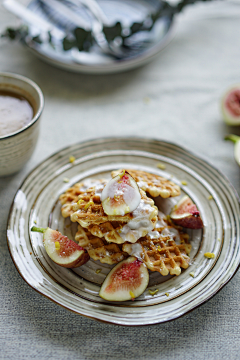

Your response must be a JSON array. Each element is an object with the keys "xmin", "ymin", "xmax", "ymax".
[{"xmin": 60, "ymin": 169, "xmax": 192, "ymax": 275}]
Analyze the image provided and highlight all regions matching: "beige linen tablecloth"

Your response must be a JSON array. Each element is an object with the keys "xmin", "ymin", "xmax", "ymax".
[{"xmin": 0, "ymin": 1, "xmax": 240, "ymax": 359}]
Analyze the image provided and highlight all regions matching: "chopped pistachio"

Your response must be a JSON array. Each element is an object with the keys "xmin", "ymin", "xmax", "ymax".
[
  {"xmin": 114, "ymin": 195, "xmax": 120, "ymax": 201},
  {"xmin": 149, "ymin": 289, "xmax": 159, "ymax": 296},
  {"xmin": 157, "ymin": 246, "xmax": 161, "ymax": 252},
  {"xmin": 165, "ymin": 292, "xmax": 169, "ymax": 297},
  {"xmin": 189, "ymin": 272, "xmax": 195, "ymax": 277},
  {"xmin": 95, "ymin": 269, "xmax": 101, "ymax": 274},
  {"xmin": 204, "ymin": 252, "xmax": 215, "ymax": 259},
  {"xmin": 208, "ymin": 195, "xmax": 213, "ymax": 200},
  {"xmin": 143, "ymin": 97, "xmax": 150, "ymax": 104},
  {"xmin": 181, "ymin": 180, "xmax": 187, "ymax": 186},
  {"xmin": 129, "ymin": 291, "xmax": 135, "ymax": 299},
  {"xmin": 156, "ymin": 162, "xmax": 166, "ymax": 170},
  {"xmin": 69, "ymin": 156, "xmax": 75, "ymax": 163},
  {"xmin": 63, "ymin": 177, "xmax": 70, "ymax": 183},
  {"xmin": 218, "ymin": 238, "xmax": 221, "ymax": 242},
  {"xmin": 34, "ymin": 220, "xmax": 37, "ymax": 224},
  {"xmin": 119, "ymin": 170, "xmax": 125, "ymax": 178},
  {"xmin": 55, "ymin": 241, "xmax": 60, "ymax": 250},
  {"xmin": 84, "ymin": 201, "xmax": 94, "ymax": 211}
]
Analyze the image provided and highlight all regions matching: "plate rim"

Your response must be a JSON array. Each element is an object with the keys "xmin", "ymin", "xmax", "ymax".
[{"xmin": 7, "ymin": 136, "xmax": 240, "ymax": 326}]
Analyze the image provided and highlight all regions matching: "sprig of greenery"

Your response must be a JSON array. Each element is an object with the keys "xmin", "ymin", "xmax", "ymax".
[{"xmin": 1, "ymin": 0, "xmax": 216, "ymax": 53}]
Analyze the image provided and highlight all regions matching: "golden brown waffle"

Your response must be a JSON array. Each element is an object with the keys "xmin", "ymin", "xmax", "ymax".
[
  {"xmin": 122, "ymin": 213, "xmax": 191, "ymax": 276},
  {"xmin": 75, "ymin": 225, "xmax": 128, "ymax": 265},
  {"xmin": 70, "ymin": 187, "xmax": 158, "ymax": 229},
  {"xmin": 60, "ymin": 179, "xmax": 107, "ymax": 218},
  {"xmin": 111, "ymin": 169, "xmax": 181, "ymax": 198},
  {"xmin": 87, "ymin": 215, "xmax": 157, "ymax": 244}
]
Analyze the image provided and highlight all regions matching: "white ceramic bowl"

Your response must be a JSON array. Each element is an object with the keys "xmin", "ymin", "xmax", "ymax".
[{"xmin": 0, "ymin": 72, "xmax": 44, "ymax": 176}]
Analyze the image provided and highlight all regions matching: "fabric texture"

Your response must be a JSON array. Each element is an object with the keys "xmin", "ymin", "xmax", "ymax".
[{"xmin": 0, "ymin": 1, "xmax": 240, "ymax": 359}]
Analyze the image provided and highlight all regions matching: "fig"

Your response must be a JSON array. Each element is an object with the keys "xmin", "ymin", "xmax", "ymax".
[
  {"xmin": 99, "ymin": 256, "xmax": 149, "ymax": 301},
  {"xmin": 170, "ymin": 196, "xmax": 203, "ymax": 229},
  {"xmin": 31, "ymin": 226, "xmax": 89, "ymax": 268},
  {"xmin": 225, "ymin": 134, "xmax": 240, "ymax": 166},
  {"xmin": 101, "ymin": 170, "xmax": 141, "ymax": 216},
  {"xmin": 221, "ymin": 85, "xmax": 240, "ymax": 125}
]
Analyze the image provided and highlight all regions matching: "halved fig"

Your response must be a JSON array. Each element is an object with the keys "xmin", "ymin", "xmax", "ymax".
[
  {"xmin": 170, "ymin": 196, "xmax": 203, "ymax": 229},
  {"xmin": 221, "ymin": 85, "xmax": 240, "ymax": 125},
  {"xmin": 99, "ymin": 256, "xmax": 149, "ymax": 301},
  {"xmin": 101, "ymin": 170, "xmax": 141, "ymax": 216},
  {"xmin": 31, "ymin": 226, "xmax": 89, "ymax": 268}
]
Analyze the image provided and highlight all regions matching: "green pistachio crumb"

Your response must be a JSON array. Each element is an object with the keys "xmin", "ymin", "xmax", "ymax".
[
  {"xmin": 148, "ymin": 289, "xmax": 159, "ymax": 296},
  {"xmin": 156, "ymin": 163, "xmax": 166, "ymax": 170},
  {"xmin": 204, "ymin": 252, "xmax": 215, "ymax": 259},
  {"xmin": 143, "ymin": 97, "xmax": 150, "ymax": 104}
]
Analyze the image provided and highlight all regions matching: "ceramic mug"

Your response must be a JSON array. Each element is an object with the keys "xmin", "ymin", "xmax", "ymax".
[{"xmin": 0, "ymin": 72, "xmax": 44, "ymax": 176}]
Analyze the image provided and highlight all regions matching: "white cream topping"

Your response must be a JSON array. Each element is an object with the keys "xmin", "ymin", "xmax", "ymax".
[
  {"xmin": 117, "ymin": 199, "xmax": 156, "ymax": 243},
  {"xmin": 125, "ymin": 243, "xmax": 143, "ymax": 260},
  {"xmin": 95, "ymin": 183, "xmax": 106, "ymax": 197},
  {"xmin": 147, "ymin": 230, "xmax": 160, "ymax": 239},
  {"xmin": 137, "ymin": 180, "xmax": 148, "ymax": 190},
  {"xmin": 81, "ymin": 179, "xmax": 104, "ymax": 191},
  {"xmin": 155, "ymin": 211, "xmax": 168, "ymax": 228}
]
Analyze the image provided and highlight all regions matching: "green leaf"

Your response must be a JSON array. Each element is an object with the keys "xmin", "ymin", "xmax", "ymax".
[
  {"xmin": 63, "ymin": 36, "xmax": 77, "ymax": 51},
  {"xmin": 103, "ymin": 22, "xmax": 122, "ymax": 42},
  {"xmin": 74, "ymin": 27, "xmax": 94, "ymax": 51},
  {"xmin": 32, "ymin": 35, "xmax": 42, "ymax": 44},
  {"xmin": 130, "ymin": 22, "xmax": 144, "ymax": 35}
]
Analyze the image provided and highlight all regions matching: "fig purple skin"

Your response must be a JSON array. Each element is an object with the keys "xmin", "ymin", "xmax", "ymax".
[
  {"xmin": 170, "ymin": 196, "xmax": 203, "ymax": 229},
  {"xmin": 221, "ymin": 85, "xmax": 240, "ymax": 125}
]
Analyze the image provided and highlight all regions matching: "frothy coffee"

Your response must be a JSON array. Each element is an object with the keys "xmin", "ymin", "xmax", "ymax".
[{"xmin": 0, "ymin": 90, "xmax": 33, "ymax": 136}]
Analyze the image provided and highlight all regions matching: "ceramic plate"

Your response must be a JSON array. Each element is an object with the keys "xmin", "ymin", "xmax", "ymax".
[
  {"xmin": 7, "ymin": 138, "xmax": 240, "ymax": 326},
  {"xmin": 24, "ymin": 0, "xmax": 174, "ymax": 74}
]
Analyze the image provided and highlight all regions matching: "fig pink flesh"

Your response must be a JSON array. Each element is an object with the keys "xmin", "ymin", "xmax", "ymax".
[
  {"xmin": 101, "ymin": 172, "xmax": 140, "ymax": 215},
  {"xmin": 174, "ymin": 201, "xmax": 199, "ymax": 216},
  {"xmin": 105, "ymin": 259, "xmax": 142, "ymax": 293},
  {"xmin": 225, "ymin": 89, "xmax": 240, "ymax": 117},
  {"xmin": 170, "ymin": 196, "xmax": 203, "ymax": 229},
  {"xmin": 47, "ymin": 231, "xmax": 84, "ymax": 257}
]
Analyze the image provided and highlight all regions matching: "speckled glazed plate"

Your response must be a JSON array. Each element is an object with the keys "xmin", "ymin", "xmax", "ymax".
[{"xmin": 7, "ymin": 138, "xmax": 240, "ymax": 326}]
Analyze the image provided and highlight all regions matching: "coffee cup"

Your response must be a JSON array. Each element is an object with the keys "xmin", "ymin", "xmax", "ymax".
[{"xmin": 0, "ymin": 72, "xmax": 44, "ymax": 176}]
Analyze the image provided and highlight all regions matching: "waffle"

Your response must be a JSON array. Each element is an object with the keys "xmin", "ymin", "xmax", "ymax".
[
  {"xmin": 87, "ymin": 215, "xmax": 157, "ymax": 244},
  {"xmin": 111, "ymin": 169, "xmax": 181, "ymax": 198},
  {"xmin": 75, "ymin": 225, "xmax": 128, "ymax": 265},
  {"xmin": 60, "ymin": 179, "xmax": 107, "ymax": 218},
  {"xmin": 122, "ymin": 212, "xmax": 191, "ymax": 276},
  {"xmin": 70, "ymin": 186, "xmax": 158, "ymax": 231}
]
